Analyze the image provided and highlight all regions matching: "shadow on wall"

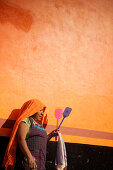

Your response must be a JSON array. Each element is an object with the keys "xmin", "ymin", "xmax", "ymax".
[
  {"xmin": 0, "ymin": 0, "xmax": 33, "ymax": 32},
  {"xmin": 1, "ymin": 109, "xmax": 20, "ymax": 129}
]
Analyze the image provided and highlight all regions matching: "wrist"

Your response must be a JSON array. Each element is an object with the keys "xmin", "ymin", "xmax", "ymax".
[{"xmin": 27, "ymin": 154, "xmax": 33, "ymax": 161}]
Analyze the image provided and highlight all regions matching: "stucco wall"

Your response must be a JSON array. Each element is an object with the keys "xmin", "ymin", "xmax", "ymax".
[{"xmin": 0, "ymin": 0, "xmax": 113, "ymax": 146}]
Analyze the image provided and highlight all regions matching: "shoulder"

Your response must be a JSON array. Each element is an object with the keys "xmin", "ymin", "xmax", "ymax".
[{"xmin": 22, "ymin": 117, "xmax": 31, "ymax": 127}]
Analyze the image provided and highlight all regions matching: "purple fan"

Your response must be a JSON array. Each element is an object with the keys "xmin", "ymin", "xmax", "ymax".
[{"xmin": 58, "ymin": 107, "xmax": 72, "ymax": 129}]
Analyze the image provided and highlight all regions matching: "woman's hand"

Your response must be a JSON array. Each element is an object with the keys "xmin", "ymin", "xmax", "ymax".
[
  {"xmin": 27, "ymin": 156, "xmax": 37, "ymax": 170},
  {"xmin": 51, "ymin": 129, "xmax": 59, "ymax": 137},
  {"xmin": 47, "ymin": 129, "xmax": 59, "ymax": 141}
]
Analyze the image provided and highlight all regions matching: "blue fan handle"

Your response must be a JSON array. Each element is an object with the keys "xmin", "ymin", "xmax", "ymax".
[{"xmin": 58, "ymin": 117, "xmax": 65, "ymax": 129}]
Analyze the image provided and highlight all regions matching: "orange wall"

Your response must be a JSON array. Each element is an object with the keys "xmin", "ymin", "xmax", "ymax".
[{"xmin": 0, "ymin": 0, "xmax": 113, "ymax": 147}]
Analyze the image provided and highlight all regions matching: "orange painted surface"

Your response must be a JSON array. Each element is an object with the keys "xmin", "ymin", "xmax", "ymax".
[{"xmin": 0, "ymin": 0, "xmax": 113, "ymax": 146}]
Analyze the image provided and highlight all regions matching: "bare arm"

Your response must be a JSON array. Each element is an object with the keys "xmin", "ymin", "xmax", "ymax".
[{"xmin": 17, "ymin": 121, "xmax": 37, "ymax": 169}]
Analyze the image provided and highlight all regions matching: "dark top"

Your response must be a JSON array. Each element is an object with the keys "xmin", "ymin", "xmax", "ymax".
[{"xmin": 16, "ymin": 117, "xmax": 47, "ymax": 170}]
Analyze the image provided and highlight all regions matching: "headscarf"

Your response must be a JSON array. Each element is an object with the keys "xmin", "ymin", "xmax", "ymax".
[{"xmin": 2, "ymin": 99, "xmax": 46, "ymax": 170}]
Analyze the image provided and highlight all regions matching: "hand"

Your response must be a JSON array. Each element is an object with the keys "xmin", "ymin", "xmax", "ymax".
[
  {"xmin": 47, "ymin": 129, "xmax": 59, "ymax": 140},
  {"xmin": 27, "ymin": 156, "xmax": 37, "ymax": 170},
  {"xmin": 51, "ymin": 129, "xmax": 59, "ymax": 137}
]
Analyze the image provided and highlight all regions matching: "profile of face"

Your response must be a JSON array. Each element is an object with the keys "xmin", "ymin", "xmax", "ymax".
[{"xmin": 33, "ymin": 108, "xmax": 44, "ymax": 122}]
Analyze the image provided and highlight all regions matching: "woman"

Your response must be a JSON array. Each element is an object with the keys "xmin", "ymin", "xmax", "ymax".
[{"xmin": 3, "ymin": 99, "xmax": 58, "ymax": 170}]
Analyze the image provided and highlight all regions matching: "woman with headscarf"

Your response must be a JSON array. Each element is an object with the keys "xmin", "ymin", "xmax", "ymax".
[{"xmin": 3, "ymin": 99, "xmax": 58, "ymax": 170}]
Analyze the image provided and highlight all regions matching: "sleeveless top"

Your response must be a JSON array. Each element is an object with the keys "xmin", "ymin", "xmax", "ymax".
[{"xmin": 22, "ymin": 117, "xmax": 47, "ymax": 170}]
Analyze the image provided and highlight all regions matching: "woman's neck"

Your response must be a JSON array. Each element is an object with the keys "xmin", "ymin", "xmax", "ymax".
[{"xmin": 31, "ymin": 116, "xmax": 41, "ymax": 125}]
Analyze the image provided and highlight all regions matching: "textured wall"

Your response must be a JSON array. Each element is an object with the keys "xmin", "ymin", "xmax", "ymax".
[{"xmin": 0, "ymin": 0, "xmax": 113, "ymax": 146}]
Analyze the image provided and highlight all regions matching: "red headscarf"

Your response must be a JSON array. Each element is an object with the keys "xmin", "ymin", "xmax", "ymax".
[{"xmin": 3, "ymin": 99, "xmax": 46, "ymax": 170}]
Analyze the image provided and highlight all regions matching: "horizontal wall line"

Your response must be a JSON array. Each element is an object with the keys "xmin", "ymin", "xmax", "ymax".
[
  {"xmin": 47, "ymin": 125, "xmax": 113, "ymax": 140},
  {"xmin": 0, "ymin": 118, "xmax": 113, "ymax": 140}
]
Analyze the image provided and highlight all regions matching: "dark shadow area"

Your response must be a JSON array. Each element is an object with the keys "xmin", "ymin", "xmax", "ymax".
[
  {"xmin": 1, "ymin": 109, "xmax": 20, "ymax": 128},
  {"xmin": 0, "ymin": 136, "xmax": 9, "ymax": 170},
  {"xmin": 46, "ymin": 141, "xmax": 113, "ymax": 170},
  {"xmin": 1, "ymin": 137, "xmax": 113, "ymax": 170}
]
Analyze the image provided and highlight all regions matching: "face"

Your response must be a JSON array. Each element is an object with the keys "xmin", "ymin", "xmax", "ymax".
[{"xmin": 34, "ymin": 108, "xmax": 44, "ymax": 121}]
